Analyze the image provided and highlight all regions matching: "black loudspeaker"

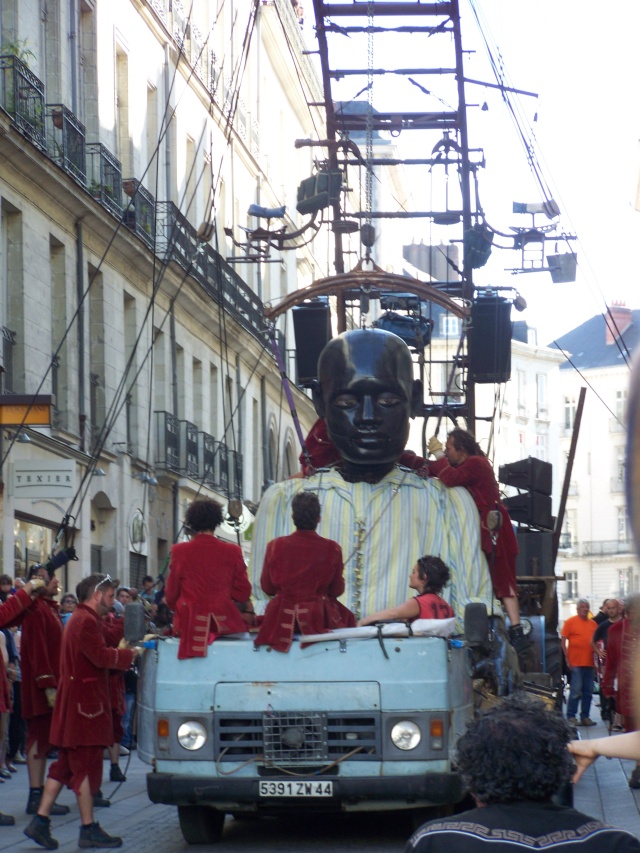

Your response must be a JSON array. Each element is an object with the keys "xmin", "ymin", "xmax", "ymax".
[
  {"xmin": 292, "ymin": 301, "xmax": 332, "ymax": 387},
  {"xmin": 124, "ymin": 603, "xmax": 147, "ymax": 643},
  {"xmin": 468, "ymin": 296, "xmax": 512, "ymax": 383},
  {"xmin": 515, "ymin": 529, "xmax": 554, "ymax": 577},
  {"xmin": 504, "ymin": 492, "xmax": 553, "ymax": 531},
  {"xmin": 499, "ymin": 457, "xmax": 552, "ymax": 496}
]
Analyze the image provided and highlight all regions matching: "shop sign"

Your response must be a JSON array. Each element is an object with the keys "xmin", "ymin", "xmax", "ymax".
[{"xmin": 10, "ymin": 460, "xmax": 76, "ymax": 498}]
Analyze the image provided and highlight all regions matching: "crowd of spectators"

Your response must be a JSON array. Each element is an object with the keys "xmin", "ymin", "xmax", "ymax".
[{"xmin": 0, "ymin": 566, "xmax": 173, "ymax": 840}]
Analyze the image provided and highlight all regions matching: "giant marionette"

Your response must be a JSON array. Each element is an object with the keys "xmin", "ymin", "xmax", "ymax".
[{"xmin": 249, "ymin": 328, "xmax": 494, "ymax": 625}]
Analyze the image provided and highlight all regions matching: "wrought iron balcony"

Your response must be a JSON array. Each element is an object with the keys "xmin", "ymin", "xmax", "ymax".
[
  {"xmin": 46, "ymin": 104, "xmax": 86, "ymax": 186},
  {"xmin": 145, "ymin": 0, "xmax": 168, "ymax": 25},
  {"xmin": 86, "ymin": 143, "xmax": 123, "ymax": 217},
  {"xmin": 179, "ymin": 419, "xmax": 199, "ymax": 478},
  {"xmin": 610, "ymin": 477, "xmax": 625, "ymax": 493},
  {"xmin": 581, "ymin": 539, "xmax": 633, "ymax": 557},
  {"xmin": 197, "ymin": 244, "xmax": 265, "ymax": 339},
  {"xmin": 198, "ymin": 431, "xmax": 218, "ymax": 486},
  {"xmin": 155, "ymin": 201, "xmax": 196, "ymax": 270},
  {"xmin": 122, "ymin": 179, "xmax": 155, "ymax": 248},
  {"xmin": 0, "ymin": 55, "xmax": 46, "ymax": 150},
  {"xmin": 155, "ymin": 202, "xmax": 265, "ymax": 339},
  {"xmin": 155, "ymin": 410, "xmax": 180, "ymax": 472}
]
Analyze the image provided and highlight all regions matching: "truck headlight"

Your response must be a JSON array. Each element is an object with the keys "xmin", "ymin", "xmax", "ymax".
[
  {"xmin": 390, "ymin": 720, "xmax": 421, "ymax": 751},
  {"xmin": 177, "ymin": 721, "xmax": 207, "ymax": 751}
]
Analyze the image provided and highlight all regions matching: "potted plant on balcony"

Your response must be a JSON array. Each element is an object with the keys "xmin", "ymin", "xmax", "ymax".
[
  {"xmin": 123, "ymin": 178, "xmax": 137, "ymax": 197},
  {"xmin": 51, "ymin": 107, "xmax": 64, "ymax": 129}
]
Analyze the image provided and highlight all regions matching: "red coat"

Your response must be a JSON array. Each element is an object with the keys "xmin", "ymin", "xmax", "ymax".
[
  {"xmin": 602, "ymin": 618, "xmax": 636, "ymax": 719},
  {"xmin": 254, "ymin": 530, "xmax": 356, "ymax": 652},
  {"xmin": 19, "ymin": 598, "xmax": 63, "ymax": 719},
  {"xmin": 0, "ymin": 588, "xmax": 34, "ymax": 627},
  {"xmin": 50, "ymin": 604, "xmax": 134, "ymax": 748},
  {"xmin": 430, "ymin": 455, "xmax": 519, "ymax": 599},
  {"xmin": 166, "ymin": 533, "xmax": 252, "ymax": 659}
]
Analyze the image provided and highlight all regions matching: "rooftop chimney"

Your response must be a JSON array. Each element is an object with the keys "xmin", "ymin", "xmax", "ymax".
[{"xmin": 606, "ymin": 302, "xmax": 632, "ymax": 345}]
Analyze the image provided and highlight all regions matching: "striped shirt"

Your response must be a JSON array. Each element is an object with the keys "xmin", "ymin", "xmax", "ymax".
[{"xmin": 249, "ymin": 466, "xmax": 495, "ymax": 625}]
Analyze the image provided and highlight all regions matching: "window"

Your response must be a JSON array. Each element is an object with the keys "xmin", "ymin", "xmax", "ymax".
[
  {"xmin": 536, "ymin": 373, "xmax": 547, "ymax": 417},
  {"xmin": 51, "ymin": 236, "xmax": 68, "ymax": 430},
  {"xmin": 440, "ymin": 315, "xmax": 460, "ymax": 338},
  {"xmin": 618, "ymin": 507, "xmax": 628, "ymax": 542},
  {"xmin": 564, "ymin": 397, "xmax": 576, "ymax": 429},
  {"xmin": 517, "ymin": 370, "xmax": 525, "ymax": 411},
  {"xmin": 564, "ymin": 570, "xmax": 578, "ymax": 601},
  {"xmin": 124, "ymin": 293, "xmax": 137, "ymax": 451},
  {"xmin": 535, "ymin": 433, "xmax": 548, "ymax": 462},
  {"xmin": 115, "ymin": 46, "xmax": 130, "ymax": 176},
  {"xmin": 616, "ymin": 389, "xmax": 627, "ymax": 420}
]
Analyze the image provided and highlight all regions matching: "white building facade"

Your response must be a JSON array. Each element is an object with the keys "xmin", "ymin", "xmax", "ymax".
[
  {"xmin": 552, "ymin": 305, "xmax": 639, "ymax": 620},
  {"xmin": 0, "ymin": 0, "xmax": 327, "ymax": 591}
]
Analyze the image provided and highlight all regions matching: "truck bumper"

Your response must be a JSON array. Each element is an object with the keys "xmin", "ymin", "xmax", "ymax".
[{"xmin": 147, "ymin": 771, "xmax": 464, "ymax": 812}]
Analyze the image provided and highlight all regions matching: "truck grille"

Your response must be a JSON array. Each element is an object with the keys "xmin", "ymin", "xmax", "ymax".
[{"xmin": 215, "ymin": 711, "xmax": 380, "ymax": 763}]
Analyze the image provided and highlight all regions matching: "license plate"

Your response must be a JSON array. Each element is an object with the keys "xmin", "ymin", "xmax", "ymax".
[{"xmin": 258, "ymin": 780, "xmax": 333, "ymax": 797}]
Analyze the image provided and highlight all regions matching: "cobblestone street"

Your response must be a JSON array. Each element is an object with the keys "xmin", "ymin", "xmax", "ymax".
[{"xmin": 2, "ymin": 713, "xmax": 640, "ymax": 852}]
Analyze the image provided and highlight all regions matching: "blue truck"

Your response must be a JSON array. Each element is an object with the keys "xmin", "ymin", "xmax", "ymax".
[{"xmin": 137, "ymin": 619, "xmax": 477, "ymax": 844}]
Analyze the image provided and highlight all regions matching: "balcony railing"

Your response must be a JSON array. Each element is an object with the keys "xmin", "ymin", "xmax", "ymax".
[
  {"xmin": 0, "ymin": 55, "xmax": 46, "ymax": 150},
  {"xmin": 46, "ymin": 104, "xmax": 86, "ymax": 186},
  {"xmin": 122, "ymin": 179, "xmax": 155, "ymax": 249},
  {"xmin": 155, "ymin": 410, "xmax": 180, "ymax": 472},
  {"xmin": 145, "ymin": 0, "xmax": 168, "ymax": 25},
  {"xmin": 251, "ymin": 118, "xmax": 260, "ymax": 158},
  {"xmin": 155, "ymin": 201, "xmax": 265, "ymax": 340},
  {"xmin": 179, "ymin": 419, "xmax": 199, "ymax": 478},
  {"xmin": 155, "ymin": 201, "xmax": 196, "ymax": 270},
  {"xmin": 198, "ymin": 431, "xmax": 218, "ymax": 486},
  {"xmin": 190, "ymin": 23, "xmax": 206, "ymax": 83},
  {"xmin": 86, "ymin": 143, "xmax": 123, "ymax": 217},
  {"xmin": 581, "ymin": 539, "xmax": 633, "ymax": 557}
]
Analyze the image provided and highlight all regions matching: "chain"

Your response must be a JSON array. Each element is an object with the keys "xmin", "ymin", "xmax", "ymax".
[
  {"xmin": 352, "ymin": 519, "xmax": 367, "ymax": 620},
  {"xmin": 364, "ymin": 0, "xmax": 374, "ymax": 262}
]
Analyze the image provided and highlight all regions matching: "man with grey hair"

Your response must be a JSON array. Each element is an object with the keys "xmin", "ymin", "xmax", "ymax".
[{"xmin": 561, "ymin": 598, "xmax": 597, "ymax": 726}]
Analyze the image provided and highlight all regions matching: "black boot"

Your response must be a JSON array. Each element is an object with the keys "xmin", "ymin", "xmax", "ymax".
[
  {"xmin": 507, "ymin": 623, "xmax": 530, "ymax": 655},
  {"xmin": 0, "ymin": 813, "xmax": 15, "ymax": 826},
  {"xmin": 24, "ymin": 815, "xmax": 59, "ymax": 849},
  {"xmin": 78, "ymin": 822, "xmax": 122, "ymax": 848},
  {"xmin": 93, "ymin": 789, "xmax": 110, "ymax": 808},
  {"xmin": 109, "ymin": 763, "xmax": 126, "ymax": 782},
  {"xmin": 26, "ymin": 788, "xmax": 70, "ymax": 816}
]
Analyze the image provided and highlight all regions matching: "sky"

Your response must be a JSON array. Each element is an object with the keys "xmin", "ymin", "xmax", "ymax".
[{"xmin": 301, "ymin": 0, "xmax": 640, "ymax": 345}]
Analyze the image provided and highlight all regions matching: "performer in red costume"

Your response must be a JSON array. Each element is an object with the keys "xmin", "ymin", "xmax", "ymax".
[
  {"xmin": 24, "ymin": 574, "xmax": 140, "ymax": 851},
  {"xmin": 254, "ymin": 492, "xmax": 355, "ymax": 652},
  {"xmin": 0, "ymin": 578, "xmax": 45, "ymax": 629},
  {"xmin": 427, "ymin": 428, "xmax": 526, "ymax": 653},
  {"xmin": 3, "ymin": 565, "xmax": 69, "ymax": 817},
  {"xmin": 166, "ymin": 498, "xmax": 252, "ymax": 659}
]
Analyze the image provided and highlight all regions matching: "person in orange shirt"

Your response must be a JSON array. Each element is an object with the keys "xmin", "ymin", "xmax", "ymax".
[{"xmin": 561, "ymin": 598, "xmax": 597, "ymax": 726}]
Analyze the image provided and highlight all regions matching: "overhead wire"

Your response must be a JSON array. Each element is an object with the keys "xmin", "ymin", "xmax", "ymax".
[
  {"xmin": 6, "ymin": 1, "xmax": 267, "ymax": 528},
  {"xmin": 467, "ymin": 0, "xmax": 632, "ymax": 366}
]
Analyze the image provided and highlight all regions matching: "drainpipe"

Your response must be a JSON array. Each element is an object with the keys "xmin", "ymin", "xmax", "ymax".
[
  {"xmin": 69, "ymin": 0, "xmax": 78, "ymax": 113},
  {"xmin": 76, "ymin": 221, "xmax": 85, "ymax": 451},
  {"xmin": 261, "ymin": 376, "xmax": 269, "ymax": 492},
  {"xmin": 170, "ymin": 307, "xmax": 179, "ymax": 540},
  {"xmin": 235, "ymin": 353, "xmax": 242, "ymax": 497},
  {"xmin": 164, "ymin": 43, "xmax": 172, "ymax": 201}
]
